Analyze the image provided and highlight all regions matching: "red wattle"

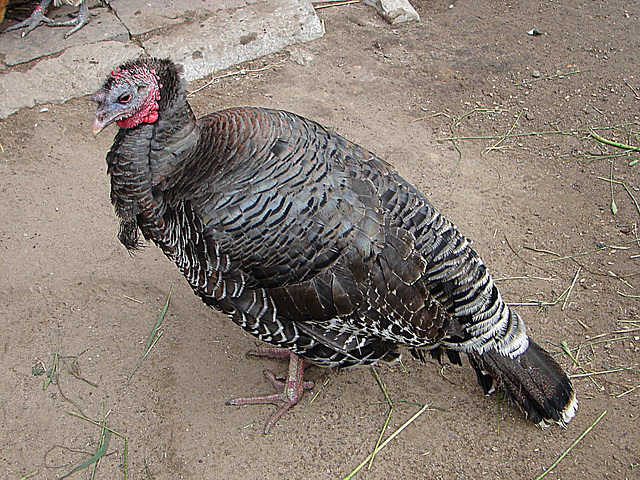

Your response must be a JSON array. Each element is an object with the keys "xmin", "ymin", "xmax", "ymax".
[{"xmin": 117, "ymin": 100, "xmax": 159, "ymax": 129}]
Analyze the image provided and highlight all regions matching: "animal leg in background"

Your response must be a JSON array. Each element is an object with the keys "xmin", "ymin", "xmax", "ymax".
[
  {"xmin": 48, "ymin": 0, "xmax": 89, "ymax": 38},
  {"xmin": 3, "ymin": 0, "xmax": 93, "ymax": 38},
  {"xmin": 3, "ymin": 0, "xmax": 54, "ymax": 37}
]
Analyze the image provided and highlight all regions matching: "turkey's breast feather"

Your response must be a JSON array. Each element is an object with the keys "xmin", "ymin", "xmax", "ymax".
[{"xmin": 161, "ymin": 107, "xmax": 461, "ymax": 362}]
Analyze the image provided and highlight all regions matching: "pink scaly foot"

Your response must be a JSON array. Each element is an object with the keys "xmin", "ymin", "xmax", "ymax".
[{"xmin": 227, "ymin": 348, "xmax": 314, "ymax": 434}]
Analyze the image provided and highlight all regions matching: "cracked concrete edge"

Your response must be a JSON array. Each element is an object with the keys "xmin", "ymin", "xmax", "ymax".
[
  {"xmin": 0, "ymin": 41, "xmax": 144, "ymax": 120},
  {"xmin": 143, "ymin": 0, "xmax": 324, "ymax": 81},
  {"xmin": 0, "ymin": 0, "xmax": 323, "ymax": 119}
]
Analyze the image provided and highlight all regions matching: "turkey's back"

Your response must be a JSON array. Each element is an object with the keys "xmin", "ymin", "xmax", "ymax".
[{"xmin": 161, "ymin": 107, "xmax": 515, "ymax": 367}]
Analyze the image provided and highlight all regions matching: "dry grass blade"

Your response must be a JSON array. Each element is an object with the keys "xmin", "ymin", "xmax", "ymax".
[
  {"xmin": 579, "ymin": 150, "xmax": 639, "ymax": 165},
  {"xmin": 597, "ymin": 176, "xmax": 640, "ymax": 216},
  {"xmin": 368, "ymin": 367, "xmax": 393, "ymax": 469},
  {"xmin": 547, "ymin": 239, "xmax": 640, "ymax": 263},
  {"xmin": 436, "ymin": 123, "xmax": 637, "ymax": 142},
  {"xmin": 615, "ymin": 327, "xmax": 640, "ymax": 334},
  {"xmin": 617, "ymin": 291, "xmax": 640, "ymax": 299},
  {"xmin": 188, "ymin": 65, "xmax": 278, "ymax": 96},
  {"xmin": 608, "ymin": 271, "xmax": 634, "ymax": 290},
  {"xmin": 422, "ymin": 106, "xmax": 505, "ymax": 174},
  {"xmin": 452, "ymin": 106, "xmax": 506, "ymax": 128},
  {"xmin": 590, "ymin": 130, "xmax": 640, "ymax": 152},
  {"xmin": 308, "ymin": 376, "xmax": 331, "ymax": 405},
  {"xmin": 514, "ymin": 69, "xmax": 587, "ymax": 86},
  {"xmin": 44, "ymin": 348, "xmax": 59, "ymax": 390},
  {"xmin": 129, "ymin": 286, "xmax": 173, "ymax": 380},
  {"xmin": 617, "ymin": 384, "xmax": 640, "ymax": 398},
  {"xmin": 569, "ymin": 367, "xmax": 626, "ymax": 378},
  {"xmin": 342, "ymin": 403, "xmax": 434, "ymax": 480},
  {"xmin": 524, "ymin": 273, "xmax": 578, "ymax": 314},
  {"xmin": 503, "ymin": 235, "xmax": 547, "ymax": 272},
  {"xmin": 482, "ymin": 110, "xmax": 523, "ymax": 156},
  {"xmin": 494, "ymin": 275, "xmax": 554, "ymax": 282},
  {"xmin": 560, "ymin": 341, "xmax": 601, "ymax": 389},
  {"xmin": 534, "ymin": 410, "xmax": 607, "ymax": 480},
  {"xmin": 123, "ymin": 294, "xmax": 143, "ymax": 304},
  {"xmin": 625, "ymin": 81, "xmax": 640, "ymax": 100},
  {"xmin": 583, "ymin": 335, "xmax": 632, "ymax": 349},
  {"xmin": 68, "ymin": 410, "xmax": 129, "ymax": 479},
  {"xmin": 59, "ymin": 416, "xmax": 110, "ymax": 479},
  {"xmin": 313, "ymin": 0, "xmax": 359, "ymax": 9},
  {"xmin": 609, "ymin": 161, "xmax": 618, "ymax": 215},
  {"xmin": 562, "ymin": 267, "xmax": 581, "ymax": 311},
  {"xmin": 522, "ymin": 245, "xmax": 561, "ymax": 257}
]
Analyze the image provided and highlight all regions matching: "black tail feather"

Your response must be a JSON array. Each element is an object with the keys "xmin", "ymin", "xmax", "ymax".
[
  {"xmin": 467, "ymin": 354, "xmax": 496, "ymax": 395},
  {"xmin": 469, "ymin": 340, "xmax": 577, "ymax": 426}
]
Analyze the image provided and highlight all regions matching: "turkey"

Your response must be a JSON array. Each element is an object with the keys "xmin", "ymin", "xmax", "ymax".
[
  {"xmin": 92, "ymin": 57, "xmax": 577, "ymax": 433},
  {"xmin": 3, "ymin": 0, "xmax": 96, "ymax": 38}
]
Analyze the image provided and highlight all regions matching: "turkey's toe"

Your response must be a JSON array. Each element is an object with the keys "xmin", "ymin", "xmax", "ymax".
[
  {"xmin": 226, "ymin": 388, "xmax": 312, "ymax": 434},
  {"xmin": 226, "ymin": 351, "xmax": 314, "ymax": 433}
]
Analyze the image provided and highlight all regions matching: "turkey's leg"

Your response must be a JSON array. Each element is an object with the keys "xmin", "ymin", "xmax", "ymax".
[
  {"xmin": 3, "ymin": 0, "xmax": 54, "ymax": 37},
  {"xmin": 48, "ymin": 0, "xmax": 90, "ymax": 38},
  {"xmin": 227, "ymin": 348, "xmax": 314, "ymax": 434}
]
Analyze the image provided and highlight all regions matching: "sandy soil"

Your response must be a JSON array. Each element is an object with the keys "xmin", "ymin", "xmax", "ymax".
[{"xmin": 1, "ymin": 1, "xmax": 639, "ymax": 479}]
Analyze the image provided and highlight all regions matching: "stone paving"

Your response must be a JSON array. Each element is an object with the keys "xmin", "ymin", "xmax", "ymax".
[{"xmin": 0, "ymin": 0, "xmax": 323, "ymax": 118}]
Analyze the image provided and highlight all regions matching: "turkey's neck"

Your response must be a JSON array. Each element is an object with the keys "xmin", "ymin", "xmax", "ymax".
[
  {"xmin": 149, "ymin": 92, "xmax": 199, "ymax": 188},
  {"xmin": 107, "ymin": 89, "xmax": 198, "ymax": 247}
]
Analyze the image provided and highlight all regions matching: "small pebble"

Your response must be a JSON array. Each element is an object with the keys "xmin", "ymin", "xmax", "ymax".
[{"xmin": 532, "ymin": 70, "xmax": 541, "ymax": 78}]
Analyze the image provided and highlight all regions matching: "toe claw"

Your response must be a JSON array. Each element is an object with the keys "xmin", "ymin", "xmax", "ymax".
[{"xmin": 226, "ymin": 350, "xmax": 314, "ymax": 433}]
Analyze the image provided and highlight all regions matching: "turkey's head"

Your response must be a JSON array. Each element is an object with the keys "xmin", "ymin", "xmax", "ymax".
[{"xmin": 92, "ymin": 61, "xmax": 163, "ymax": 135}]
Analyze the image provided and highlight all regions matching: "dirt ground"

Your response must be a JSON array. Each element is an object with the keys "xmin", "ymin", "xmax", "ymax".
[{"xmin": 1, "ymin": 1, "xmax": 639, "ymax": 479}]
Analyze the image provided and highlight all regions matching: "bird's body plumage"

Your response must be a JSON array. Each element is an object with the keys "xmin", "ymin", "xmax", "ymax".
[{"xmin": 95, "ymin": 58, "xmax": 577, "ymax": 429}]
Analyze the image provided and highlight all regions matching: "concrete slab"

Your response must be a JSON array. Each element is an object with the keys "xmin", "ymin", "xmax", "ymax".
[
  {"xmin": 0, "ymin": 0, "xmax": 323, "ymax": 118},
  {"xmin": 142, "ymin": 0, "xmax": 324, "ymax": 81},
  {"xmin": 0, "ymin": 7, "xmax": 128, "ymax": 66},
  {"xmin": 109, "ymin": 0, "xmax": 247, "ymax": 36},
  {"xmin": 0, "ymin": 41, "xmax": 144, "ymax": 119}
]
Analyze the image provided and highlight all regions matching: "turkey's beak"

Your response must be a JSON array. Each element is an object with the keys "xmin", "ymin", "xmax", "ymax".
[
  {"xmin": 93, "ymin": 104, "xmax": 128, "ymax": 136},
  {"xmin": 92, "ymin": 93, "xmax": 109, "ymax": 136},
  {"xmin": 92, "ymin": 92, "xmax": 122, "ymax": 136},
  {"xmin": 92, "ymin": 108, "xmax": 119, "ymax": 136},
  {"xmin": 92, "ymin": 116, "xmax": 106, "ymax": 136}
]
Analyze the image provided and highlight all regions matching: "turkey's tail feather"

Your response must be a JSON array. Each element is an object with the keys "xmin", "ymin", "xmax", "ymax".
[{"xmin": 468, "ymin": 340, "xmax": 577, "ymax": 426}]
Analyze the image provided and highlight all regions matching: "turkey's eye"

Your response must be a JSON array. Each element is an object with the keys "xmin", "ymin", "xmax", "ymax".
[{"xmin": 118, "ymin": 93, "xmax": 132, "ymax": 104}]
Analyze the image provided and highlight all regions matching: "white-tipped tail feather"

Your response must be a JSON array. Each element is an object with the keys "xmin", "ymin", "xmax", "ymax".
[{"xmin": 469, "ymin": 339, "xmax": 577, "ymax": 426}]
